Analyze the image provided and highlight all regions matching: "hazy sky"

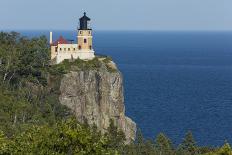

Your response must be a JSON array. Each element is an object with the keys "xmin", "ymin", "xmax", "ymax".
[{"xmin": 0, "ymin": 0, "xmax": 231, "ymax": 31}]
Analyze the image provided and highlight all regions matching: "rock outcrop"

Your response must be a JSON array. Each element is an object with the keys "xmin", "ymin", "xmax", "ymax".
[{"xmin": 58, "ymin": 59, "xmax": 136, "ymax": 142}]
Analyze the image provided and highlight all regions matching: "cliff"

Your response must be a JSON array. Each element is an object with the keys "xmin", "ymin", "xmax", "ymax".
[{"xmin": 52, "ymin": 58, "xmax": 136, "ymax": 142}]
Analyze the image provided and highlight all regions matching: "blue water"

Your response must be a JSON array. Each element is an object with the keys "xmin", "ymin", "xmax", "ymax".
[{"xmin": 20, "ymin": 30, "xmax": 232, "ymax": 146}]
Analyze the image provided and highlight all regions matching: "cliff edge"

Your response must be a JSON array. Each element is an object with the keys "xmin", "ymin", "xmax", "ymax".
[{"xmin": 54, "ymin": 57, "xmax": 136, "ymax": 142}]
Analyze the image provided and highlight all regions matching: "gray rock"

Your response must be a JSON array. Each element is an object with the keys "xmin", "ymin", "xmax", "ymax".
[{"xmin": 59, "ymin": 61, "xmax": 136, "ymax": 142}]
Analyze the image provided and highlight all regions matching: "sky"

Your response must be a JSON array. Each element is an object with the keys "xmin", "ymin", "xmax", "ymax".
[{"xmin": 0, "ymin": 0, "xmax": 231, "ymax": 31}]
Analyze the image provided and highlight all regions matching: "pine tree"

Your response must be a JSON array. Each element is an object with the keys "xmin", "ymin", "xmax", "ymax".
[
  {"xmin": 144, "ymin": 139, "xmax": 156, "ymax": 155},
  {"xmin": 155, "ymin": 133, "xmax": 174, "ymax": 155},
  {"xmin": 137, "ymin": 129, "xmax": 144, "ymax": 146},
  {"xmin": 106, "ymin": 119, "xmax": 126, "ymax": 153},
  {"xmin": 136, "ymin": 129, "xmax": 146, "ymax": 155},
  {"xmin": 178, "ymin": 131, "xmax": 198, "ymax": 155}
]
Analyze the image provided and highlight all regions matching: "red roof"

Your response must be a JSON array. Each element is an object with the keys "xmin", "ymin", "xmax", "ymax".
[{"xmin": 51, "ymin": 36, "xmax": 69, "ymax": 46}]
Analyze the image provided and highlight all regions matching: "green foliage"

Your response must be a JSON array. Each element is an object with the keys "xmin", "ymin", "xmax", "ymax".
[
  {"xmin": 124, "ymin": 129, "xmax": 157, "ymax": 155},
  {"xmin": 124, "ymin": 130, "xmax": 228, "ymax": 155},
  {"xmin": 177, "ymin": 131, "xmax": 199, "ymax": 155},
  {"xmin": 203, "ymin": 143, "xmax": 232, "ymax": 155},
  {"xmin": 0, "ymin": 32, "xmax": 49, "ymax": 86},
  {"xmin": 0, "ymin": 131, "xmax": 8, "ymax": 154},
  {"xmin": 155, "ymin": 133, "xmax": 174, "ymax": 155},
  {"xmin": 198, "ymin": 146, "xmax": 217, "ymax": 155},
  {"xmin": 0, "ymin": 32, "xmax": 71, "ymax": 137},
  {"xmin": 1, "ymin": 118, "xmax": 119, "ymax": 155},
  {"xmin": 135, "ymin": 129, "xmax": 148, "ymax": 155},
  {"xmin": 49, "ymin": 55, "xmax": 117, "ymax": 75},
  {"xmin": 105, "ymin": 119, "xmax": 126, "ymax": 153}
]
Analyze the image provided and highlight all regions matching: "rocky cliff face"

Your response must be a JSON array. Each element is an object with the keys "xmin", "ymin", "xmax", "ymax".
[{"xmin": 58, "ymin": 60, "xmax": 136, "ymax": 142}]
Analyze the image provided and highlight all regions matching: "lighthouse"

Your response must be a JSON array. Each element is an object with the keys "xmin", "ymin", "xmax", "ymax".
[
  {"xmin": 50, "ymin": 12, "xmax": 95, "ymax": 64},
  {"xmin": 77, "ymin": 12, "xmax": 93, "ymax": 51}
]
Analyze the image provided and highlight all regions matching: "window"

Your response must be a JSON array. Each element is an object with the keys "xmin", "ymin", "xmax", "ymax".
[
  {"xmin": 68, "ymin": 48, "xmax": 70, "ymax": 51},
  {"xmin": 84, "ymin": 39, "xmax": 87, "ymax": 43},
  {"xmin": 73, "ymin": 48, "xmax": 75, "ymax": 51},
  {"xmin": 60, "ymin": 48, "xmax": 62, "ymax": 51},
  {"xmin": 80, "ymin": 31, "xmax": 82, "ymax": 34},
  {"xmin": 89, "ymin": 31, "xmax": 91, "ymax": 34},
  {"xmin": 89, "ymin": 46, "xmax": 92, "ymax": 50},
  {"xmin": 78, "ymin": 46, "xmax": 81, "ymax": 50},
  {"xmin": 55, "ymin": 47, "xmax": 58, "ymax": 52}
]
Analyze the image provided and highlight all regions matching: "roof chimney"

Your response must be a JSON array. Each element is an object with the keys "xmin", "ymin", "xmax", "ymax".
[{"xmin": 50, "ymin": 31, "xmax": 53, "ymax": 44}]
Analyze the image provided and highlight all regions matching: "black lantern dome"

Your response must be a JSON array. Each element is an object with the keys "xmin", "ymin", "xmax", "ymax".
[{"xmin": 79, "ymin": 12, "xmax": 91, "ymax": 30}]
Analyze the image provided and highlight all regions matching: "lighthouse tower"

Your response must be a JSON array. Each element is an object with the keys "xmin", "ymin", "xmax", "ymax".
[
  {"xmin": 78, "ymin": 12, "xmax": 93, "ymax": 51},
  {"xmin": 75, "ymin": 12, "xmax": 95, "ymax": 60}
]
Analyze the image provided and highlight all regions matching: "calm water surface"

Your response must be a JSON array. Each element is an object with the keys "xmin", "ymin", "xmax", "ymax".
[{"xmin": 20, "ymin": 30, "xmax": 232, "ymax": 146}]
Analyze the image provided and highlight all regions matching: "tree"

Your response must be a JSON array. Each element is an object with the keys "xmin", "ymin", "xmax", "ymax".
[
  {"xmin": 105, "ymin": 119, "xmax": 126, "ymax": 153},
  {"xmin": 177, "ymin": 131, "xmax": 198, "ymax": 155},
  {"xmin": 0, "ymin": 32, "xmax": 49, "ymax": 86},
  {"xmin": 144, "ymin": 139, "xmax": 156, "ymax": 155},
  {"xmin": 0, "ymin": 32, "xmax": 21, "ymax": 84},
  {"xmin": 127, "ymin": 129, "xmax": 157, "ymax": 155},
  {"xmin": 155, "ymin": 133, "xmax": 174, "ymax": 155},
  {"xmin": 135, "ymin": 129, "xmax": 146, "ymax": 155}
]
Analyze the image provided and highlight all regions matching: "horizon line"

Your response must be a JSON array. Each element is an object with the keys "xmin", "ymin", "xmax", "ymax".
[{"xmin": 1, "ymin": 29, "xmax": 232, "ymax": 32}]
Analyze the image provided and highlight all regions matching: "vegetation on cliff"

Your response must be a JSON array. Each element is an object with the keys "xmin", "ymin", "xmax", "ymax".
[
  {"xmin": 0, "ymin": 32, "xmax": 231, "ymax": 154},
  {"xmin": 50, "ymin": 55, "xmax": 117, "ymax": 75}
]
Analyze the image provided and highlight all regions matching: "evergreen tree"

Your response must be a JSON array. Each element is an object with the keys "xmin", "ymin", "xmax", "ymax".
[
  {"xmin": 105, "ymin": 119, "xmax": 126, "ymax": 153},
  {"xmin": 137, "ymin": 129, "xmax": 145, "ymax": 147},
  {"xmin": 136, "ymin": 129, "xmax": 147, "ymax": 155},
  {"xmin": 155, "ymin": 133, "xmax": 174, "ymax": 155},
  {"xmin": 144, "ymin": 139, "xmax": 156, "ymax": 155},
  {"xmin": 177, "ymin": 131, "xmax": 198, "ymax": 155}
]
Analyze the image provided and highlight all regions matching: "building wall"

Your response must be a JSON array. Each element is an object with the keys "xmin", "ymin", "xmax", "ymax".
[
  {"xmin": 56, "ymin": 50, "xmax": 95, "ymax": 64},
  {"xmin": 57, "ymin": 44, "xmax": 78, "ymax": 53},
  {"xmin": 51, "ymin": 43, "xmax": 95, "ymax": 64},
  {"xmin": 51, "ymin": 46, "xmax": 57, "ymax": 60}
]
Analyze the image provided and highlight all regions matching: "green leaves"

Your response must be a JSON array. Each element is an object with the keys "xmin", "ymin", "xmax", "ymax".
[
  {"xmin": 177, "ymin": 131, "xmax": 199, "ymax": 155},
  {"xmin": 105, "ymin": 119, "xmax": 126, "ymax": 153},
  {"xmin": 0, "ymin": 32, "xmax": 71, "ymax": 137},
  {"xmin": 0, "ymin": 32, "xmax": 49, "ymax": 86},
  {"xmin": 155, "ymin": 133, "xmax": 174, "ymax": 155},
  {"xmin": 0, "ymin": 118, "xmax": 119, "ymax": 155},
  {"xmin": 0, "ymin": 131, "xmax": 9, "ymax": 154}
]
